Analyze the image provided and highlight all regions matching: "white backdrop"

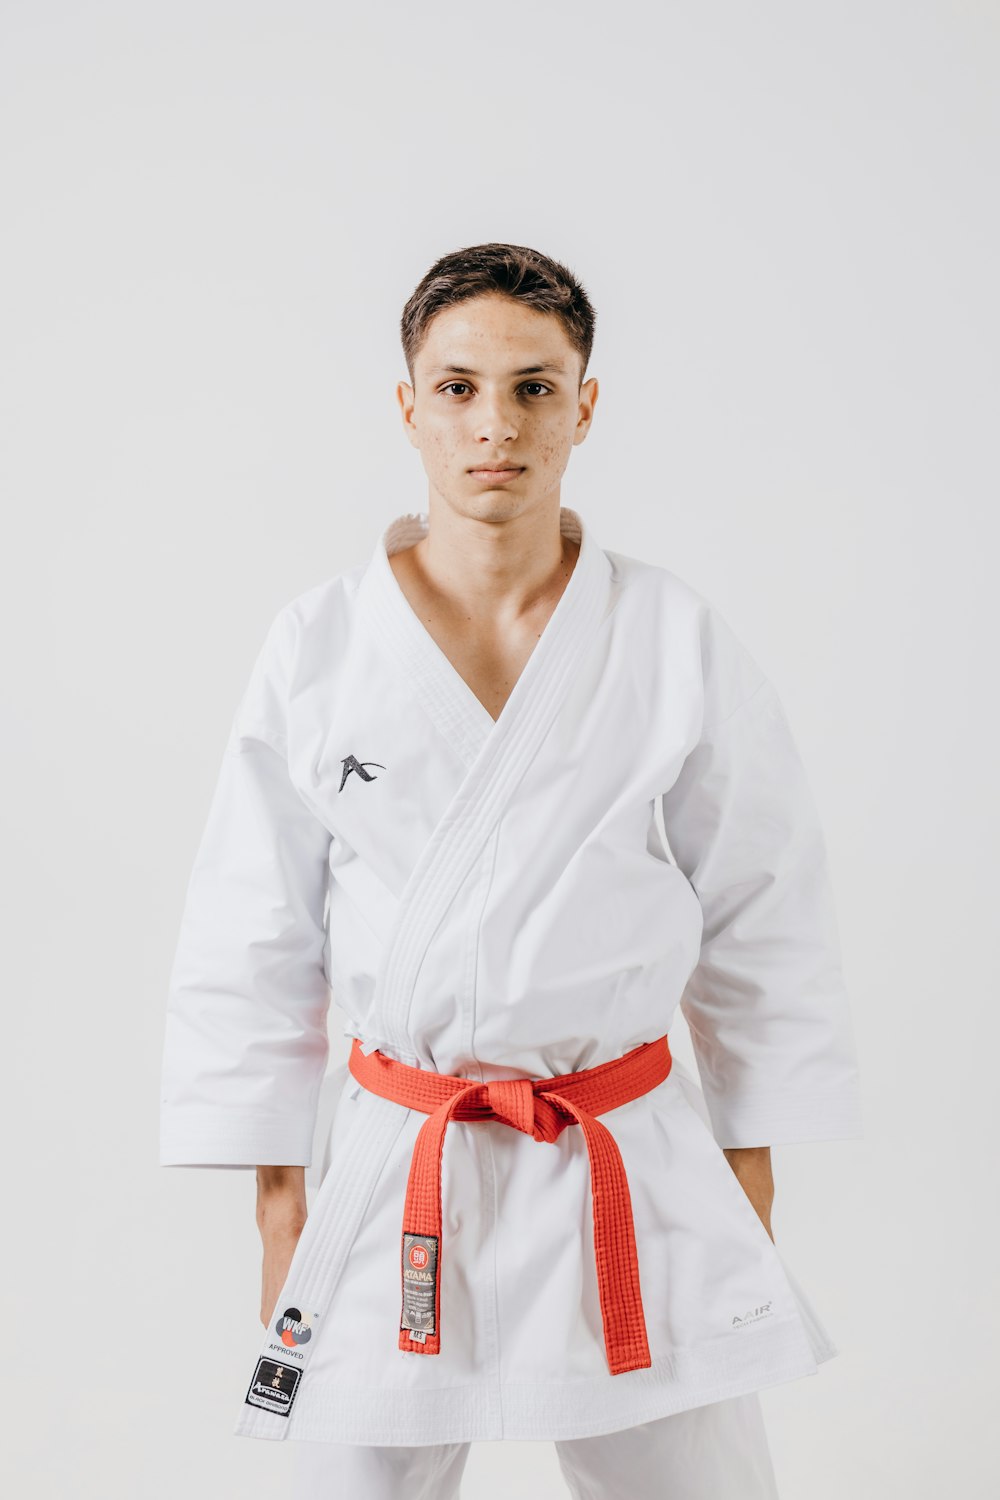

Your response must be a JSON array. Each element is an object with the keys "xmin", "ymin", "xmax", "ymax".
[{"xmin": 2, "ymin": 2, "xmax": 997, "ymax": 1496}]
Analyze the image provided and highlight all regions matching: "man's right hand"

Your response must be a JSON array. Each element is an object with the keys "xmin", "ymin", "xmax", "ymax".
[{"xmin": 256, "ymin": 1165, "xmax": 308, "ymax": 1328}]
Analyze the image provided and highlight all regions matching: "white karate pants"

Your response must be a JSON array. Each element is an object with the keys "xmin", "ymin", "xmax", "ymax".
[{"xmin": 290, "ymin": 1390, "xmax": 781, "ymax": 1498}]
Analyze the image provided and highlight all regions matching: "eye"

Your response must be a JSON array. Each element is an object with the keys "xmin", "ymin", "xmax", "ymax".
[{"xmin": 437, "ymin": 382, "xmax": 553, "ymax": 398}]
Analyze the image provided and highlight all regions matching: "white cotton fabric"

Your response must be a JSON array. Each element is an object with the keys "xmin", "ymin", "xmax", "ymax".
[
  {"xmin": 159, "ymin": 507, "xmax": 863, "ymax": 1445},
  {"xmin": 291, "ymin": 1389, "xmax": 779, "ymax": 1498}
]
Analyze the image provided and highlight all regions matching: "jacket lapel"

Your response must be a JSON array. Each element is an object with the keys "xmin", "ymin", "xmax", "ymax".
[{"xmin": 358, "ymin": 506, "xmax": 612, "ymax": 1056}]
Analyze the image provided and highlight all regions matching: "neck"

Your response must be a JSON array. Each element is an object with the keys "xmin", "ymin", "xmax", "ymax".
[{"xmin": 407, "ymin": 499, "xmax": 577, "ymax": 622}]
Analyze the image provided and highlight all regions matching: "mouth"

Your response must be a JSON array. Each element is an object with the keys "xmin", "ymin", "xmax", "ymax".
[{"xmin": 468, "ymin": 465, "xmax": 525, "ymax": 482}]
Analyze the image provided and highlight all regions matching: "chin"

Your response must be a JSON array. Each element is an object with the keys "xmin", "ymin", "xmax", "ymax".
[{"xmin": 439, "ymin": 489, "xmax": 523, "ymax": 524}]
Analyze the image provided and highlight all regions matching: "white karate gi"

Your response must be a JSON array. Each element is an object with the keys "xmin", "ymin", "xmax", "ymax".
[
  {"xmin": 160, "ymin": 506, "xmax": 863, "ymax": 1453},
  {"xmin": 291, "ymin": 1390, "xmax": 781, "ymax": 1498}
]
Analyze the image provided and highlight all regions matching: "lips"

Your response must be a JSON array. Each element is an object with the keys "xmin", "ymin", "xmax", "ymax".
[{"xmin": 468, "ymin": 467, "xmax": 524, "ymax": 485}]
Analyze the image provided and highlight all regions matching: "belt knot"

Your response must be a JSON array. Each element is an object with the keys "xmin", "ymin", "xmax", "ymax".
[{"xmin": 486, "ymin": 1077, "xmax": 536, "ymax": 1135}]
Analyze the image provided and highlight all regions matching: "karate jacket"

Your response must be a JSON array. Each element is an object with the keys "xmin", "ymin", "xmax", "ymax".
[{"xmin": 159, "ymin": 506, "xmax": 864, "ymax": 1445}]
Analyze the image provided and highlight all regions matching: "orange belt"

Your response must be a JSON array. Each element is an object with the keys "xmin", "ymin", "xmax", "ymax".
[{"xmin": 348, "ymin": 1033, "xmax": 672, "ymax": 1376}]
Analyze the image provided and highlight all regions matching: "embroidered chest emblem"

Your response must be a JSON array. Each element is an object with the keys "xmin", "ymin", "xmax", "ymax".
[{"xmin": 338, "ymin": 754, "xmax": 387, "ymax": 792}]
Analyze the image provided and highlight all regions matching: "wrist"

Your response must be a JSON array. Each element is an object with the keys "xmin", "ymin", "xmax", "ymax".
[
  {"xmin": 723, "ymin": 1146, "xmax": 773, "ymax": 1190},
  {"xmin": 256, "ymin": 1200, "xmax": 307, "ymax": 1237},
  {"xmin": 255, "ymin": 1166, "xmax": 307, "ymax": 1232}
]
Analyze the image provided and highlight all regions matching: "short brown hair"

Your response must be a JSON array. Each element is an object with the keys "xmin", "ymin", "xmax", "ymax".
[{"xmin": 400, "ymin": 242, "xmax": 596, "ymax": 389}]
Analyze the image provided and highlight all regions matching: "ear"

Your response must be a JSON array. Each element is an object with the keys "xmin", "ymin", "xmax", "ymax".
[{"xmin": 396, "ymin": 380, "xmax": 418, "ymax": 445}]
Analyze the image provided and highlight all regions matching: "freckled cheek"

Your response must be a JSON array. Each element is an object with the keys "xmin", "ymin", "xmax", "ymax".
[
  {"xmin": 423, "ymin": 427, "xmax": 458, "ymax": 466},
  {"xmin": 533, "ymin": 438, "xmax": 565, "ymax": 468}
]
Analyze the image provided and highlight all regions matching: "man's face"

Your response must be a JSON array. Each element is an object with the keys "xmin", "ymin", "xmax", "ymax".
[{"xmin": 397, "ymin": 292, "xmax": 598, "ymax": 523}]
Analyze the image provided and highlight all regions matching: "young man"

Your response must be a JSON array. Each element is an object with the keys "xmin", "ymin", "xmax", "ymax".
[{"xmin": 160, "ymin": 243, "xmax": 863, "ymax": 1497}]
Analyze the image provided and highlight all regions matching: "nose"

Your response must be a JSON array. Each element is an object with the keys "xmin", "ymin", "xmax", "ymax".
[{"xmin": 474, "ymin": 391, "xmax": 519, "ymax": 446}]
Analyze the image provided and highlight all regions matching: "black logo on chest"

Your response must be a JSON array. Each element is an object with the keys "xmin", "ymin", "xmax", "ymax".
[{"xmin": 338, "ymin": 754, "xmax": 386, "ymax": 792}]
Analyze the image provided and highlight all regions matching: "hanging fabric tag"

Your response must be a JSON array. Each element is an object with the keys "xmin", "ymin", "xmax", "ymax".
[{"xmin": 401, "ymin": 1232, "xmax": 438, "ymax": 1342}]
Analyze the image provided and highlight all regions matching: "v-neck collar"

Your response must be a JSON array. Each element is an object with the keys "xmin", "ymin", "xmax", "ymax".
[{"xmin": 359, "ymin": 506, "xmax": 608, "ymax": 768}]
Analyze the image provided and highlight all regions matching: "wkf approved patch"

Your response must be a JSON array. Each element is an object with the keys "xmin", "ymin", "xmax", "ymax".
[
  {"xmin": 245, "ymin": 1355, "xmax": 302, "ymax": 1416},
  {"xmin": 243, "ymin": 1303, "xmax": 320, "ymax": 1419}
]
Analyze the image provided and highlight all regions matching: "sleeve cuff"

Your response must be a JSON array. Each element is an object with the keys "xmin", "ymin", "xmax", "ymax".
[
  {"xmin": 159, "ymin": 1109, "xmax": 316, "ymax": 1168},
  {"xmin": 701, "ymin": 1085, "xmax": 865, "ymax": 1148}
]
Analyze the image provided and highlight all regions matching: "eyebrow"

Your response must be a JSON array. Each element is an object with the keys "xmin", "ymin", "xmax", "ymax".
[{"xmin": 428, "ymin": 362, "xmax": 567, "ymax": 376}]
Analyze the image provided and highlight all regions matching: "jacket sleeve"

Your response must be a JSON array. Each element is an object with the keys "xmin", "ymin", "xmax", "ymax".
[
  {"xmin": 159, "ymin": 607, "xmax": 333, "ymax": 1168},
  {"xmin": 660, "ymin": 604, "xmax": 864, "ymax": 1149}
]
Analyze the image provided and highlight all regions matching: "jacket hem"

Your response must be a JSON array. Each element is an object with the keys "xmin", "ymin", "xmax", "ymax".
[{"xmin": 232, "ymin": 1315, "xmax": 830, "ymax": 1446}]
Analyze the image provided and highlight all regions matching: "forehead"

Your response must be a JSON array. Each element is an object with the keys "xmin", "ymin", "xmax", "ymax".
[{"xmin": 418, "ymin": 294, "xmax": 575, "ymax": 371}]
